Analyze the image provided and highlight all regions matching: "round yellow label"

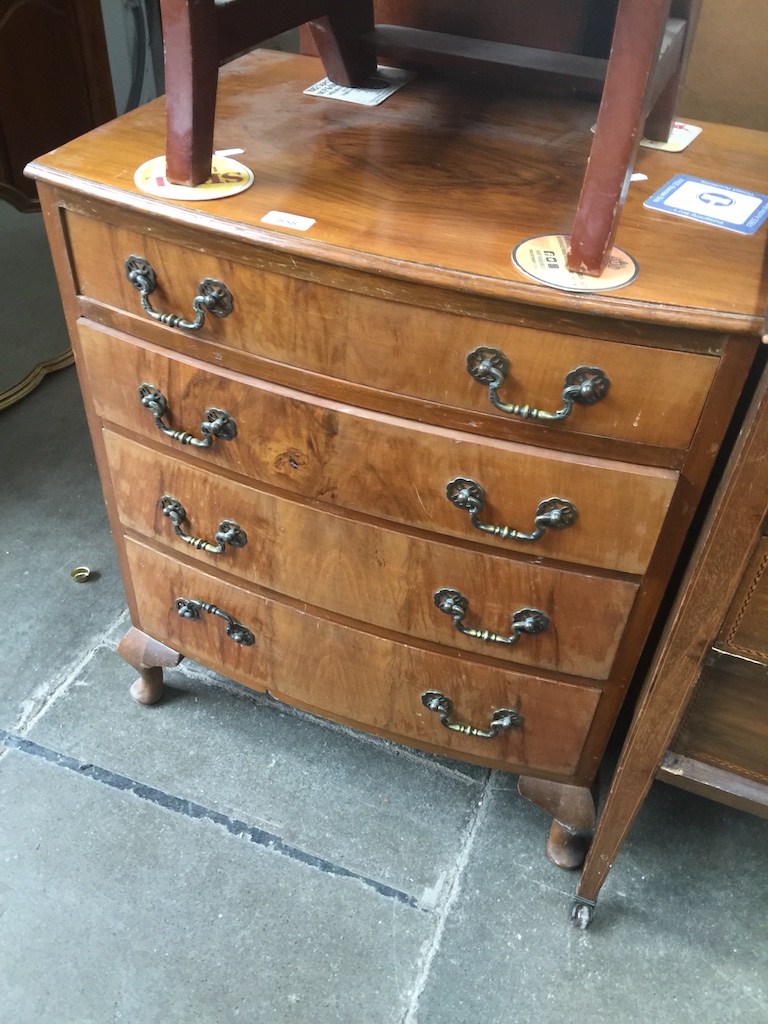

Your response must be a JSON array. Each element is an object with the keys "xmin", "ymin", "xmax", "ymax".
[
  {"xmin": 512, "ymin": 234, "xmax": 638, "ymax": 292},
  {"xmin": 134, "ymin": 154, "xmax": 253, "ymax": 201}
]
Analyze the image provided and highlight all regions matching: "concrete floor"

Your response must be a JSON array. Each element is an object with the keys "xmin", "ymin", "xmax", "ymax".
[{"xmin": 1, "ymin": 216, "xmax": 767, "ymax": 1023}]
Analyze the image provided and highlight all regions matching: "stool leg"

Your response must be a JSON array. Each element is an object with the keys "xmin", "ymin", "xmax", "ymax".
[
  {"xmin": 162, "ymin": 0, "xmax": 219, "ymax": 186},
  {"xmin": 308, "ymin": 0, "xmax": 377, "ymax": 86},
  {"xmin": 566, "ymin": 0, "xmax": 673, "ymax": 276}
]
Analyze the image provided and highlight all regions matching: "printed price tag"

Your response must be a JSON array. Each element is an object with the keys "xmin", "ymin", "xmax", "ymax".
[
  {"xmin": 304, "ymin": 66, "xmax": 415, "ymax": 106},
  {"xmin": 512, "ymin": 235, "xmax": 638, "ymax": 293},
  {"xmin": 644, "ymin": 176, "xmax": 768, "ymax": 234},
  {"xmin": 134, "ymin": 154, "xmax": 253, "ymax": 201},
  {"xmin": 261, "ymin": 211, "xmax": 316, "ymax": 232}
]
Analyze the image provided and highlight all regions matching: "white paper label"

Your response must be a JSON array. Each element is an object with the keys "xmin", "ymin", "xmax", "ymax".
[
  {"xmin": 304, "ymin": 66, "xmax": 415, "ymax": 106},
  {"xmin": 261, "ymin": 210, "xmax": 316, "ymax": 232},
  {"xmin": 639, "ymin": 122, "xmax": 703, "ymax": 153}
]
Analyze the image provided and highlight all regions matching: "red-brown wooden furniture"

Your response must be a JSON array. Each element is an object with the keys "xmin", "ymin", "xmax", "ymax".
[{"xmin": 160, "ymin": 0, "xmax": 700, "ymax": 272}]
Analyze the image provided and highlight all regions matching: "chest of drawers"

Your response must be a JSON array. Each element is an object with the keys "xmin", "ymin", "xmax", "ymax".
[{"xmin": 29, "ymin": 50, "xmax": 768, "ymax": 868}]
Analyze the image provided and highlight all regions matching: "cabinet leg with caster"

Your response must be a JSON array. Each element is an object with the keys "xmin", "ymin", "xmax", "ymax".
[
  {"xmin": 518, "ymin": 775, "xmax": 599, "ymax": 870},
  {"xmin": 117, "ymin": 627, "xmax": 183, "ymax": 705}
]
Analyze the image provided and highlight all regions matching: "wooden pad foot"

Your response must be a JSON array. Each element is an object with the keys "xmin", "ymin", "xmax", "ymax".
[
  {"xmin": 518, "ymin": 774, "xmax": 599, "ymax": 870},
  {"xmin": 118, "ymin": 627, "xmax": 182, "ymax": 706}
]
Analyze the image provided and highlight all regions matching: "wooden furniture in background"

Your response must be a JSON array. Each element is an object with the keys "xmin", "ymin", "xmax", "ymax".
[
  {"xmin": 573, "ymin": 356, "xmax": 768, "ymax": 926},
  {"xmin": 160, "ymin": 0, "xmax": 700, "ymax": 275},
  {"xmin": 28, "ymin": 51, "xmax": 766, "ymax": 869},
  {"xmin": 679, "ymin": 0, "xmax": 768, "ymax": 131},
  {"xmin": 0, "ymin": 0, "xmax": 115, "ymax": 211}
]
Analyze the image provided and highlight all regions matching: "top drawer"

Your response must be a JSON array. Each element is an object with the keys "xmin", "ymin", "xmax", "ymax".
[{"xmin": 65, "ymin": 212, "xmax": 718, "ymax": 451}]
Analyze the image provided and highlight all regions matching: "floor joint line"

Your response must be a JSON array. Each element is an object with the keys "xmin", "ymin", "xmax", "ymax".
[{"xmin": 0, "ymin": 728, "xmax": 424, "ymax": 911}]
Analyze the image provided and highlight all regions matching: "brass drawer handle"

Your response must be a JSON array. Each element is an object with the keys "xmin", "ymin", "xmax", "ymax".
[
  {"xmin": 160, "ymin": 496, "xmax": 247, "ymax": 553},
  {"xmin": 138, "ymin": 384, "xmax": 237, "ymax": 448},
  {"xmin": 466, "ymin": 347, "xmax": 610, "ymax": 421},
  {"xmin": 176, "ymin": 597, "xmax": 255, "ymax": 646},
  {"xmin": 446, "ymin": 478, "xmax": 578, "ymax": 541},
  {"xmin": 434, "ymin": 588, "xmax": 549, "ymax": 646},
  {"xmin": 125, "ymin": 256, "xmax": 233, "ymax": 330},
  {"xmin": 421, "ymin": 691, "xmax": 523, "ymax": 738}
]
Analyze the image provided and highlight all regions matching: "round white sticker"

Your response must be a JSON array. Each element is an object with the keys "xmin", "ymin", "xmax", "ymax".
[
  {"xmin": 134, "ymin": 154, "xmax": 253, "ymax": 201},
  {"xmin": 512, "ymin": 235, "xmax": 638, "ymax": 292}
]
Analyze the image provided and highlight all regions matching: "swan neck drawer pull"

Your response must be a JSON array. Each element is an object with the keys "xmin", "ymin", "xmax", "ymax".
[
  {"xmin": 466, "ymin": 346, "xmax": 610, "ymax": 421},
  {"xmin": 138, "ymin": 384, "xmax": 237, "ymax": 448},
  {"xmin": 421, "ymin": 691, "xmax": 524, "ymax": 738},
  {"xmin": 160, "ymin": 496, "xmax": 247, "ymax": 553},
  {"xmin": 446, "ymin": 478, "xmax": 578, "ymax": 541},
  {"xmin": 125, "ymin": 255, "xmax": 234, "ymax": 331},
  {"xmin": 434, "ymin": 588, "xmax": 549, "ymax": 646},
  {"xmin": 176, "ymin": 597, "xmax": 255, "ymax": 646}
]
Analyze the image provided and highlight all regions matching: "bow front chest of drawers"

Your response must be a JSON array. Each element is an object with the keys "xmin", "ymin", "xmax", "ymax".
[{"xmin": 29, "ymin": 50, "xmax": 768, "ymax": 867}]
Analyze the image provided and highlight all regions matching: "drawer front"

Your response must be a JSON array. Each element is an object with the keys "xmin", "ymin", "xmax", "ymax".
[
  {"xmin": 67, "ymin": 212, "xmax": 718, "ymax": 450},
  {"xmin": 125, "ymin": 538, "xmax": 601, "ymax": 775},
  {"xmin": 106, "ymin": 433, "xmax": 639, "ymax": 679},
  {"xmin": 718, "ymin": 538, "xmax": 768, "ymax": 664},
  {"xmin": 80, "ymin": 323, "xmax": 677, "ymax": 575}
]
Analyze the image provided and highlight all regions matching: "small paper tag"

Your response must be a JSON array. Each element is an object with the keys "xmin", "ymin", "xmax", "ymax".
[
  {"xmin": 134, "ymin": 154, "xmax": 253, "ymax": 201},
  {"xmin": 304, "ymin": 66, "xmax": 415, "ymax": 106},
  {"xmin": 512, "ymin": 235, "xmax": 638, "ymax": 293},
  {"xmin": 639, "ymin": 121, "xmax": 703, "ymax": 152},
  {"xmin": 644, "ymin": 176, "xmax": 768, "ymax": 234},
  {"xmin": 261, "ymin": 210, "xmax": 316, "ymax": 232}
]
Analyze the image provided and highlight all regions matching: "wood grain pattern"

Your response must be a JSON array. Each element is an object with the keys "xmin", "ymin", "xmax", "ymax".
[
  {"xmin": 105, "ymin": 431, "xmax": 639, "ymax": 679},
  {"xmin": 29, "ymin": 50, "xmax": 768, "ymax": 334},
  {"xmin": 83, "ymin": 324, "xmax": 678, "ymax": 575},
  {"xmin": 125, "ymin": 536, "xmax": 602, "ymax": 775},
  {"xmin": 66, "ymin": 210, "xmax": 719, "ymax": 452}
]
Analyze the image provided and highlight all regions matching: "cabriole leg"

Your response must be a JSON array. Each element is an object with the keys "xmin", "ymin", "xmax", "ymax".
[
  {"xmin": 518, "ymin": 775, "xmax": 599, "ymax": 870},
  {"xmin": 117, "ymin": 627, "xmax": 183, "ymax": 705}
]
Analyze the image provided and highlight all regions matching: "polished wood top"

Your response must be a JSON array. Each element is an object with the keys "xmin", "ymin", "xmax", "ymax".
[{"xmin": 29, "ymin": 50, "xmax": 768, "ymax": 334}]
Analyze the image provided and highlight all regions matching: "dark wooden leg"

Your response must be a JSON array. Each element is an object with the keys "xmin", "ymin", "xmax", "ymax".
[
  {"xmin": 643, "ymin": 0, "xmax": 703, "ymax": 141},
  {"xmin": 117, "ymin": 627, "xmax": 183, "ymax": 705},
  {"xmin": 161, "ymin": 0, "xmax": 219, "ymax": 186},
  {"xmin": 566, "ymin": 0, "xmax": 672, "ymax": 276},
  {"xmin": 518, "ymin": 775, "xmax": 599, "ymax": 870},
  {"xmin": 308, "ymin": 0, "xmax": 377, "ymax": 87}
]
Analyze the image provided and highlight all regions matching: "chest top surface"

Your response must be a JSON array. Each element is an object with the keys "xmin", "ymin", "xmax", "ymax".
[{"xmin": 29, "ymin": 50, "xmax": 768, "ymax": 335}]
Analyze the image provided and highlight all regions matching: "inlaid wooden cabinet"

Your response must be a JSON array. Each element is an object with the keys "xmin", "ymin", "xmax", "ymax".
[{"xmin": 29, "ymin": 51, "xmax": 768, "ymax": 867}]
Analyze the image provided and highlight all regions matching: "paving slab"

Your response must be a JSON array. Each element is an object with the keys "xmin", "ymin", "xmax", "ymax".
[
  {"xmin": 414, "ymin": 783, "xmax": 768, "ymax": 1024},
  {"xmin": 1, "ymin": 370, "xmax": 127, "ymax": 728},
  {"xmin": 26, "ymin": 648, "xmax": 488, "ymax": 904},
  {"xmin": 0, "ymin": 747, "xmax": 434, "ymax": 1024}
]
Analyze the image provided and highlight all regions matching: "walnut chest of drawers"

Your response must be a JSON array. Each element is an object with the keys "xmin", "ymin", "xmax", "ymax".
[{"xmin": 29, "ymin": 51, "xmax": 768, "ymax": 868}]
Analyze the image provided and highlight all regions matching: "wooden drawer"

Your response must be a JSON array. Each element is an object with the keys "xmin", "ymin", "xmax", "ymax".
[
  {"xmin": 125, "ymin": 538, "xmax": 602, "ymax": 775},
  {"xmin": 106, "ymin": 432, "xmax": 639, "ymax": 679},
  {"xmin": 80, "ymin": 323, "xmax": 677, "ymax": 575},
  {"xmin": 717, "ymin": 538, "xmax": 768, "ymax": 664},
  {"xmin": 66, "ymin": 212, "xmax": 718, "ymax": 450}
]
